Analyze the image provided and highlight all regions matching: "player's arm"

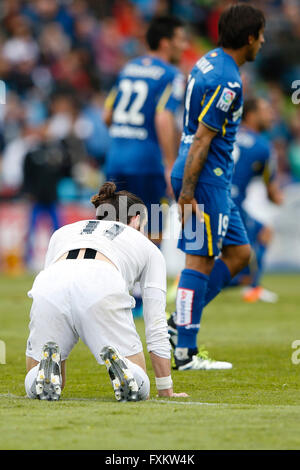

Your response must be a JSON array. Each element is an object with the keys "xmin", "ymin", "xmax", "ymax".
[
  {"xmin": 103, "ymin": 108, "xmax": 113, "ymax": 128},
  {"xmin": 263, "ymin": 149, "xmax": 284, "ymax": 205},
  {"xmin": 143, "ymin": 287, "xmax": 187, "ymax": 398},
  {"xmin": 140, "ymin": 248, "xmax": 188, "ymax": 397},
  {"xmin": 102, "ymin": 87, "xmax": 117, "ymax": 127},
  {"xmin": 155, "ymin": 73, "xmax": 185, "ymax": 198},
  {"xmin": 178, "ymin": 122, "xmax": 217, "ymax": 223}
]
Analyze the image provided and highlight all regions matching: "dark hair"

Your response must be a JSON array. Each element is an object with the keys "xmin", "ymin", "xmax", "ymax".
[
  {"xmin": 218, "ymin": 3, "xmax": 265, "ymax": 50},
  {"xmin": 91, "ymin": 182, "xmax": 147, "ymax": 226},
  {"xmin": 146, "ymin": 15, "xmax": 183, "ymax": 51},
  {"xmin": 242, "ymin": 97, "xmax": 259, "ymax": 120}
]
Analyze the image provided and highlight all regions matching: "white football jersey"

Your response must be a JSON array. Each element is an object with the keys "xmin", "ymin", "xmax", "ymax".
[{"xmin": 44, "ymin": 220, "xmax": 166, "ymax": 294}]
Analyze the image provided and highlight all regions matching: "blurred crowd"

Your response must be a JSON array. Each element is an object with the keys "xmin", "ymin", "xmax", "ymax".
[{"xmin": 0, "ymin": 0, "xmax": 300, "ymax": 207}]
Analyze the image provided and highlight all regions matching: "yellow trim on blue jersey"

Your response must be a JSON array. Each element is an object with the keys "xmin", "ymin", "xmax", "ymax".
[
  {"xmin": 104, "ymin": 87, "xmax": 117, "ymax": 110},
  {"xmin": 203, "ymin": 212, "xmax": 213, "ymax": 256},
  {"xmin": 200, "ymin": 93, "xmax": 206, "ymax": 107},
  {"xmin": 198, "ymin": 85, "xmax": 221, "ymax": 122},
  {"xmin": 156, "ymin": 83, "xmax": 172, "ymax": 112},
  {"xmin": 222, "ymin": 118, "xmax": 228, "ymax": 136},
  {"xmin": 199, "ymin": 121, "xmax": 219, "ymax": 133}
]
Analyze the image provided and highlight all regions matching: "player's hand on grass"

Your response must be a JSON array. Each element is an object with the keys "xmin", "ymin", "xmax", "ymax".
[
  {"xmin": 171, "ymin": 392, "xmax": 189, "ymax": 397},
  {"xmin": 157, "ymin": 388, "xmax": 189, "ymax": 398}
]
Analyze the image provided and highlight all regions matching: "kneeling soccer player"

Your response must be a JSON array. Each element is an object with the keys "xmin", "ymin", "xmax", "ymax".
[{"xmin": 25, "ymin": 182, "xmax": 187, "ymax": 402}]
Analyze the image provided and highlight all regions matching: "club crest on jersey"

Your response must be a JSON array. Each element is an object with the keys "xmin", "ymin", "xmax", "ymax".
[
  {"xmin": 213, "ymin": 167, "xmax": 223, "ymax": 176},
  {"xmin": 176, "ymin": 288, "xmax": 194, "ymax": 326},
  {"xmin": 216, "ymin": 87, "xmax": 236, "ymax": 112}
]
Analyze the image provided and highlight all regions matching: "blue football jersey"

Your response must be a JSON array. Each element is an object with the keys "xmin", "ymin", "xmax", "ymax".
[
  {"xmin": 231, "ymin": 126, "xmax": 276, "ymax": 207},
  {"xmin": 172, "ymin": 48, "xmax": 244, "ymax": 189},
  {"xmin": 105, "ymin": 55, "xmax": 185, "ymax": 175}
]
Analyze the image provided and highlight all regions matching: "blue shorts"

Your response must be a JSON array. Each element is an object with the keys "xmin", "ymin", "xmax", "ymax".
[
  {"xmin": 106, "ymin": 173, "xmax": 167, "ymax": 235},
  {"xmin": 171, "ymin": 177, "xmax": 249, "ymax": 256}
]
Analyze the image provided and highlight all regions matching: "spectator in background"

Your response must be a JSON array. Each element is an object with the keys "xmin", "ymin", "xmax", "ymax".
[
  {"xmin": 21, "ymin": 0, "xmax": 74, "ymax": 38},
  {"xmin": 93, "ymin": 17, "xmax": 125, "ymax": 92},
  {"xmin": 22, "ymin": 89, "xmax": 88, "ymax": 268},
  {"xmin": 2, "ymin": 15, "xmax": 39, "ymax": 96}
]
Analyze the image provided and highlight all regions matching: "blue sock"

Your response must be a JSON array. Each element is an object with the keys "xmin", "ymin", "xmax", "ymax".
[
  {"xmin": 176, "ymin": 269, "xmax": 209, "ymax": 349},
  {"xmin": 204, "ymin": 258, "xmax": 231, "ymax": 307},
  {"xmin": 251, "ymin": 242, "xmax": 267, "ymax": 287}
]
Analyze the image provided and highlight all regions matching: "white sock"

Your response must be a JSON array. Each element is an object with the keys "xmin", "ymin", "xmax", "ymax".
[
  {"xmin": 125, "ymin": 359, "xmax": 150, "ymax": 400},
  {"xmin": 25, "ymin": 364, "xmax": 39, "ymax": 398}
]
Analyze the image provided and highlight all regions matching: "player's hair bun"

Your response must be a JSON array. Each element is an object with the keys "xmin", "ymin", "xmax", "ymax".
[{"xmin": 91, "ymin": 182, "xmax": 117, "ymax": 207}]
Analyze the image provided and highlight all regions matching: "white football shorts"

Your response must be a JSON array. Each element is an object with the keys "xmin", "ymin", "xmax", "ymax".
[{"xmin": 26, "ymin": 259, "xmax": 143, "ymax": 363}]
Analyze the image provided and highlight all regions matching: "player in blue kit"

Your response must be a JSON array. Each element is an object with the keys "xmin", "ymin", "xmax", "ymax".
[
  {"xmin": 231, "ymin": 97, "xmax": 284, "ymax": 303},
  {"xmin": 168, "ymin": 4, "xmax": 266, "ymax": 370},
  {"xmin": 103, "ymin": 16, "xmax": 187, "ymax": 244}
]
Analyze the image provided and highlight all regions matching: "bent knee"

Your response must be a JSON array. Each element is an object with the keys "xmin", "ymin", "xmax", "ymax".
[{"xmin": 222, "ymin": 244, "xmax": 251, "ymax": 275}]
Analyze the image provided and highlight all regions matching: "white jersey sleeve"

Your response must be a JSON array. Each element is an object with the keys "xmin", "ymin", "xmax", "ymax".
[
  {"xmin": 139, "ymin": 245, "xmax": 170, "ymax": 359},
  {"xmin": 139, "ymin": 245, "xmax": 167, "ymax": 292}
]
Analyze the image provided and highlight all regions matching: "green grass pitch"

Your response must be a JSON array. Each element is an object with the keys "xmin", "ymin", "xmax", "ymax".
[{"xmin": 0, "ymin": 273, "xmax": 300, "ymax": 450}]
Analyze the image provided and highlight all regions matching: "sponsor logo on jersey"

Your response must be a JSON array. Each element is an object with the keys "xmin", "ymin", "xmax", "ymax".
[
  {"xmin": 216, "ymin": 88, "xmax": 236, "ymax": 112},
  {"xmin": 210, "ymin": 52, "xmax": 218, "ymax": 57},
  {"xmin": 176, "ymin": 288, "xmax": 194, "ymax": 326},
  {"xmin": 213, "ymin": 167, "xmax": 223, "ymax": 176},
  {"xmin": 123, "ymin": 64, "xmax": 165, "ymax": 80},
  {"xmin": 110, "ymin": 124, "xmax": 148, "ymax": 140}
]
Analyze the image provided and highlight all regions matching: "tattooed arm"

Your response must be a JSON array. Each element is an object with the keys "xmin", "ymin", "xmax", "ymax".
[{"xmin": 178, "ymin": 122, "xmax": 217, "ymax": 224}]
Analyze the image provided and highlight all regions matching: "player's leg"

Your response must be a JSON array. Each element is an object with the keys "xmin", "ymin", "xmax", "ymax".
[
  {"xmin": 244, "ymin": 224, "xmax": 278, "ymax": 302},
  {"xmin": 48, "ymin": 202, "xmax": 61, "ymax": 232},
  {"xmin": 72, "ymin": 262, "xmax": 150, "ymax": 401},
  {"xmin": 100, "ymin": 346, "xmax": 150, "ymax": 402},
  {"xmin": 25, "ymin": 354, "xmax": 66, "ymax": 400},
  {"xmin": 170, "ymin": 178, "xmax": 233, "ymax": 370},
  {"xmin": 203, "ymin": 202, "xmax": 251, "ymax": 307},
  {"xmin": 25, "ymin": 264, "xmax": 79, "ymax": 400},
  {"xmin": 253, "ymin": 225, "xmax": 273, "ymax": 288}
]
